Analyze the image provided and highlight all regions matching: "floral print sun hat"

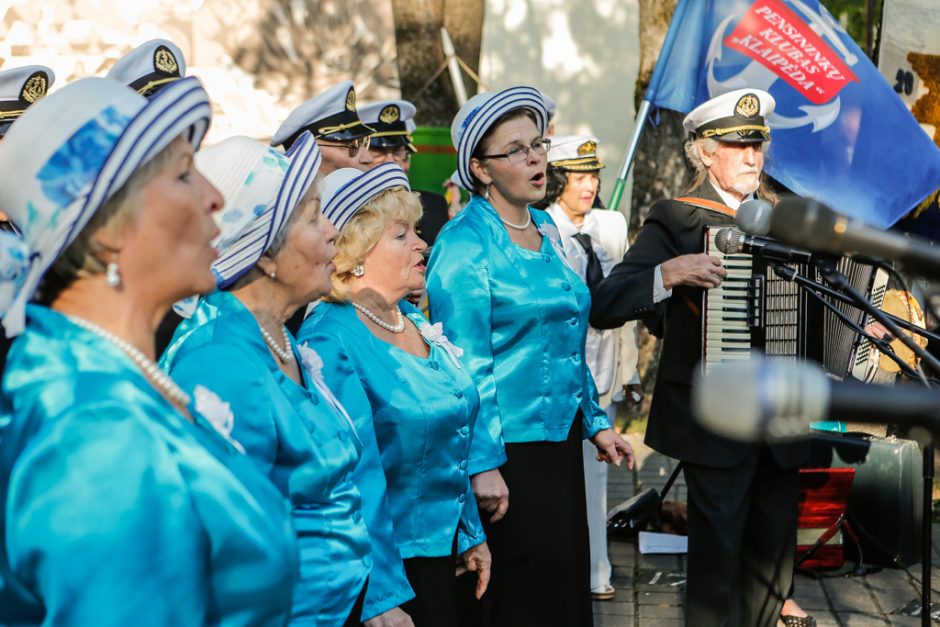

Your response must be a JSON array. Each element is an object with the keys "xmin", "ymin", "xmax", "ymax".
[
  {"xmin": 195, "ymin": 132, "xmax": 322, "ymax": 289},
  {"xmin": 0, "ymin": 76, "xmax": 212, "ymax": 336}
]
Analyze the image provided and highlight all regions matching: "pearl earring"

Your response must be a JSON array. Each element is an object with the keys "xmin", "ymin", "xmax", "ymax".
[
  {"xmin": 484, "ymin": 185, "xmax": 492, "ymax": 201},
  {"xmin": 352, "ymin": 263, "xmax": 365, "ymax": 277},
  {"xmin": 105, "ymin": 254, "xmax": 121, "ymax": 288},
  {"xmin": 269, "ymin": 271, "xmax": 277, "ymax": 281}
]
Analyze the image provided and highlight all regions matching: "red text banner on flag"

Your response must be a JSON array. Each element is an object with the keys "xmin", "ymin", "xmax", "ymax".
[{"xmin": 725, "ymin": 0, "xmax": 858, "ymax": 105}]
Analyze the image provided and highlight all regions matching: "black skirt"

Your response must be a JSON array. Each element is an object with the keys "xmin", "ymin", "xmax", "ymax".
[
  {"xmin": 401, "ymin": 551, "xmax": 459, "ymax": 627},
  {"xmin": 458, "ymin": 418, "xmax": 593, "ymax": 627}
]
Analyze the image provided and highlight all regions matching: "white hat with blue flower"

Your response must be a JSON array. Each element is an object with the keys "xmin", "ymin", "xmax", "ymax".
[
  {"xmin": 450, "ymin": 85, "xmax": 547, "ymax": 192},
  {"xmin": 195, "ymin": 131, "xmax": 322, "ymax": 288},
  {"xmin": 0, "ymin": 75, "xmax": 212, "ymax": 336}
]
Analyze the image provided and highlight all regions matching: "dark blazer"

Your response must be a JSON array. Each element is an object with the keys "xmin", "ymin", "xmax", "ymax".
[
  {"xmin": 415, "ymin": 189, "xmax": 450, "ymax": 247},
  {"xmin": 590, "ymin": 181, "xmax": 805, "ymax": 469}
]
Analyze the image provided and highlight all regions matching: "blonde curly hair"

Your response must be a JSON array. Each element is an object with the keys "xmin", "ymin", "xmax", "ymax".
[{"xmin": 327, "ymin": 186, "xmax": 423, "ymax": 302}]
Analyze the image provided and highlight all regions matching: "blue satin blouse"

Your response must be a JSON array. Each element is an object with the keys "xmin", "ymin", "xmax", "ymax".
[
  {"xmin": 426, "ymin": 196, "xmax": 610, "ymax": 475},
  {"xmin": 299, "ymin": 300, "xmax": 486, "ymax": 559},
  {"xmin": 161, "ymin": 291, "xmax": 372, "ymax": 626},
  {"xmin": 0, "ymin": 305, "xmax": 297, "ymax": 626}
]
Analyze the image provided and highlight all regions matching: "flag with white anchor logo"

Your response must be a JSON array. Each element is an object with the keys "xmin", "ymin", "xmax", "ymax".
[{"xmin": 645, "ymin": 0, "xmax": 940, "ymax": 229}]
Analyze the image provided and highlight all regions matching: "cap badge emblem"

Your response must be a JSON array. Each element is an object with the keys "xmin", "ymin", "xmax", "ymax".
[
  {"xmin": 577, "ymin": 140, "xmax": 596, "ymax": 157},
  {"xmin": 154, "ymin": 46, "xmax": 179, "ymax": 75},
  {"xmin": 379, "ymin": 105, "xmax": 399, "ymax": 124},
  {"xmin": 345, "ymin": 88, "xmax": 357, "ymax": 112},
  {"xmin": 21, "ymin": 72, "xmax": 48, "ymax": 103},
  {"xmin": 735, "ymin": 93, "xmax": 760, "ymax": 118}
]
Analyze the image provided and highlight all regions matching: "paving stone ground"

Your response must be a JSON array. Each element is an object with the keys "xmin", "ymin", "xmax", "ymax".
[{"xmin": 593, "ymin": 434, "xmax": 939, "ymax": 626}]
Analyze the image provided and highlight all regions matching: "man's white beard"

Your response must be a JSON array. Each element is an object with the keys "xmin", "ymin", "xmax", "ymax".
[{"xmin": 731, "ymin": 172, "xmax": 760, "ymax": 197}]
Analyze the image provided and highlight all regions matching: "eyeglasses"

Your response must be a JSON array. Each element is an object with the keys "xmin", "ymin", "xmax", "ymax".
[
  {"xmin": 369, "ymin": 146, "xmax": 412, "ymax": 163},
  {"xmin": 479, "ymin": 138, "xmax": 551, "ymax": 163},
  {"xmin": 317, "ymin": 136, "xmax": 370, "ymax": 158}
]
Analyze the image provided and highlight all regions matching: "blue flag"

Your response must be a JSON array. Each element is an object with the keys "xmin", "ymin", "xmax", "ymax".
[{"xmin": 647, "ymin": 0, "xmax": 940, "ymax": 229}]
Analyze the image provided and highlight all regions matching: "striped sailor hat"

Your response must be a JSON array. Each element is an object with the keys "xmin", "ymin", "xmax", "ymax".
[
  {"xmin": 321, "ymin": 162, "xmax": 410, "ymax": 231},
  {"xmin": 196, "ymin": 132, "xmax": 322, "ymax": 288},
  {"xmin": 450, "ymin": 85, "xmax": 547, "ymax": 191},
  {"xmin": 0, "ymin": 76, "xmax": 211, "ymax": 336},
  {"xmin": 106, "ymin": 39, "xmax": 186, "ymax": 99}
]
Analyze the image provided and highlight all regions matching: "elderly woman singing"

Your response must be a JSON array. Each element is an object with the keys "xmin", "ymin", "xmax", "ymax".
[
  {"xmin": 0, "ymin": 77, "xmax": 298, "ymax": 625},
  {"xmin": 160, "ymin": 135, "xmax": 417, "ymax": 627},
  {"xmin": 426, "ymin": 87, "xmax": 635, "ymax": 627},
  {"xmin": 298, "ymin": 163, "xmax": 491, "ymax": 627}
]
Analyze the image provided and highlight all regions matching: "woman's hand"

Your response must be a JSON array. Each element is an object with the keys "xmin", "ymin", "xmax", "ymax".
[
  {"xmin": 456, "ymin": 541, "xmax": 492, "ymax": 599},
  {"xmin": 470, "ymin": 469, "xmax": 509, "ymax": 523},
  {"xmin": 591, "ymin": 428, "xmax": 635, "ymax": 469},
  {"xmin": 364, "ymin": 607, "xmax": 415, "ymax": 627}
]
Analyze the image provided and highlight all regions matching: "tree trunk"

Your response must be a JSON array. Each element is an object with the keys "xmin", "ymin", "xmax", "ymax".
[
  {"xmin": 392, "ymin": 0, "xmax": 484, "ymax": 127},
  {"xmin": 623, "ymin": 0, "xmax": 690, "ymax": 425}
]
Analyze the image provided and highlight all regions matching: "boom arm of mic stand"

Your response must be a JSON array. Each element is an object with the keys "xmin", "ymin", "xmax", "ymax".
[
  {"xmin": 816, "ymin": 259, "xmax": 940, "ymax": 378},
  {"xmin": 772, "ymin": 264, "xmax": 920, "ymax": 378},
  {"xmin": 771, "ymin": 264, "xmax": 940, "ymax": 344}
]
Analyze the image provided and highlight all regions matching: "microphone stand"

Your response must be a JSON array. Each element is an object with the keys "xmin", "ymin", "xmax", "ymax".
[
  {"xmin": 815, "ymin": 258, "xmax": 937, "ymax": 625},
  {"xmin": 772, "ymin": 264, "xmax": 940, "ymax": 347},
  {"xmin": 772, "ymin": 264, "xmax": 922, "ymax": 379}
]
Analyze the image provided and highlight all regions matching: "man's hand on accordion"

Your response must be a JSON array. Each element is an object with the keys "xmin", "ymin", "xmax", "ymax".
[{"xmin": 661, "ymin": 253, "xmax": 727, "ymax": 290}]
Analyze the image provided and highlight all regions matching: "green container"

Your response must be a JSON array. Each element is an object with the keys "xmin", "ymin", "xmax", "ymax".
[{"xmin": 409, "ymin": 126, "xmax": 457, "ymax": 195}]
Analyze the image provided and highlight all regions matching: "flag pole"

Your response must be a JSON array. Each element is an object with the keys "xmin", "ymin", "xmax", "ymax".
[
  {"xmin": 608, "ymin": 0, "xmax": 690, "ymax": 216},
  {"xmin": 608, "ymin": 99, "xmax": 652, "ymax": 215}
]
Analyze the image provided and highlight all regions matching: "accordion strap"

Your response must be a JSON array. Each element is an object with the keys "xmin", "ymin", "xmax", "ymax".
[{"xmin": 675, "ymin": 196, "xmax": 737, "ymax": 219}]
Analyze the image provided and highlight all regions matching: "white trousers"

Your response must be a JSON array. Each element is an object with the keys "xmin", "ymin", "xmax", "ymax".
[{"xmin": 582, "ymin": 403, "xmax": 617, "ymax": 591}]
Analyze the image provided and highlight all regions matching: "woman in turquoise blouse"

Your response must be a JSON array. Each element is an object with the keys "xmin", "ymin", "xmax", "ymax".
[
  {"xmin": 298, "ymin": 164, "xmax": 491, "ymax": 627},
  {"xmin": 0, "ymin": 78, "xmax": 298, "ymax": 625},
  {"xmin": 161, "ymin": 135, "xmax": 407, "ymax": 626},
  {"xmin": 425, "ymin": 86, "xmax": 635, "ymax": 627}
]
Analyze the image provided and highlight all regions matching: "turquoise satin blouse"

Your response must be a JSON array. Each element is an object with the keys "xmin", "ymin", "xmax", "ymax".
[
  {"xmin": 161, "ymin": 291, "xmax": 372, "ymax": 626},
  {"xmin": 299, "ymin": 300, "xmax": 486, "ymax": 559},
  {"xmin": 0, "ymin": 305, "xmax": 297, "ymax": 626},
  {"xmin": 426, "ymin": 196, "xmax": 610, "ymax": 475}
]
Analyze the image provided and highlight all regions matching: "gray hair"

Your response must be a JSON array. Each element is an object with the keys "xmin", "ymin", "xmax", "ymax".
[{"xmin": 683, "ymin": 137, "xmax": 720, "ymax": 192}]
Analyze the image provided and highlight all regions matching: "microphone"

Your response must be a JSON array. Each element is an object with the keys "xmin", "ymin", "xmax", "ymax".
[
  {"xmin": 714, "ymin": 228, "xmax": 814, "ymax": 264},
  {"xmin": 770, "ymin": 197, "xmax": 940, "ymax": 276},
  {"xmin": 693, "ymin": 357, "xmax": 940, "ymax": 442},
  {"xmin": 736, "ymin": 199, "xmax": 773, "ymax": 236}
]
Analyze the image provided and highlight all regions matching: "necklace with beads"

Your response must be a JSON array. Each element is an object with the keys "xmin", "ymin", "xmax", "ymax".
[
  {"xmin": 66, "ymin": 314, "xmax": 192, "ymax": 408},
  {"xmin": 351, "ymin": 301, "xmax": 406, "ymax": 333},
  {"xmin": 257, "ymin": 322, "xmax": 294, "ymax": 362},
  {"xmin": 498, "ymin": 209, "xmax": 532, "ymax": 230}
]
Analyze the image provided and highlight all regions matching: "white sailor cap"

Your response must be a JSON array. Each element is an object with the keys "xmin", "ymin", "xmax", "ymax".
[
  {"xmin": 321, "ymin": 162, "xmax": 411, "ymax": 231},
  {"xmin": 106, "ymin": 39, "xmax": 186, "ymax": 99},
  {"xmin": 0, "ymin": 65, "xmax": 54, "ymax": 137},
  {"xmin": 682, "ymin": 88, "xmax": 775, "ymax": 143},
  {"xmin": 450, "ymin": 85, "xmax": 547, "ymax": 191},
  {"xmin": 548, "ymin": 135, "xmax": 604, "ymax": 171},
  {"xmin": 271, "ymin": 80, "xmax": 375, "ymax": 149},
  {"xmin": 196, "ymin": 132, "xmax": 322, "ymax": 288},
  {"xmin": 358, "ymin": 99, "xmax": 417, "ymax": 152}
]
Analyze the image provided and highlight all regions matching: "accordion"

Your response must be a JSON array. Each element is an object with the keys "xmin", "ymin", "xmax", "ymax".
[{"xmin": 702, "ymin": 226, "xmax": 888, "ymax": 380}]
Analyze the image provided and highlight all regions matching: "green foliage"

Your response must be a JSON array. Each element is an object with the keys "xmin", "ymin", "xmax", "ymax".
[{"xmin": 820, "ymin": 0, "xmax": 883, "ymax": 53}]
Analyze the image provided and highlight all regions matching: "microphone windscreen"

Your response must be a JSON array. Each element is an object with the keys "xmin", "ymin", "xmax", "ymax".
[
  {"xmin": 770, "ymin": 196, "xmax": 839, "ymax": 250},
  {"xmin": 693, "ymin": 357, "xmax": 829, "ymax": 441},
  {"xmin": 736, "ymin": 199, "xmax": 773, "ymax": 236}
]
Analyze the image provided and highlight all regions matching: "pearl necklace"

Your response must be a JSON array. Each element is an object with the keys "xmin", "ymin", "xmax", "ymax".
[
  {"xmin": 352, "ymin": 301, "xmax": 405, "ymax": 333},
  {"xmin": 67, "ymin": 315, "xmax": 192, "ymax": 408},
  {"xmin": 258, "ymin": 323, "xmax": 294, "ymax": 362},
  {"xmin": 499, "ymin": 210, "xmax": 532, "ymax": 230}
]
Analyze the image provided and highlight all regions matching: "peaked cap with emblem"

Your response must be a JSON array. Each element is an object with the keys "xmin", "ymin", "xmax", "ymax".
[
  {"xmin": 547, "ymin": 134, "xmax": 604, "ymax": 171},
  {"xmin": 106, "ymin": 39, "xmax": 185, "ymax": 99},
  {"xmin": 271, "ymin": 80, "xmax": 375, "ymax": 149},
  {"xmin": 358, "ymin": 99, "xmax": 417, "ymax": 153},
  {"xmin": 683, "ymin": 88, "xmax": 775, "ymax": 144},
  {"xmin": 0, "ymin": 65, "xmax": 55, "ymax": 137}
]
